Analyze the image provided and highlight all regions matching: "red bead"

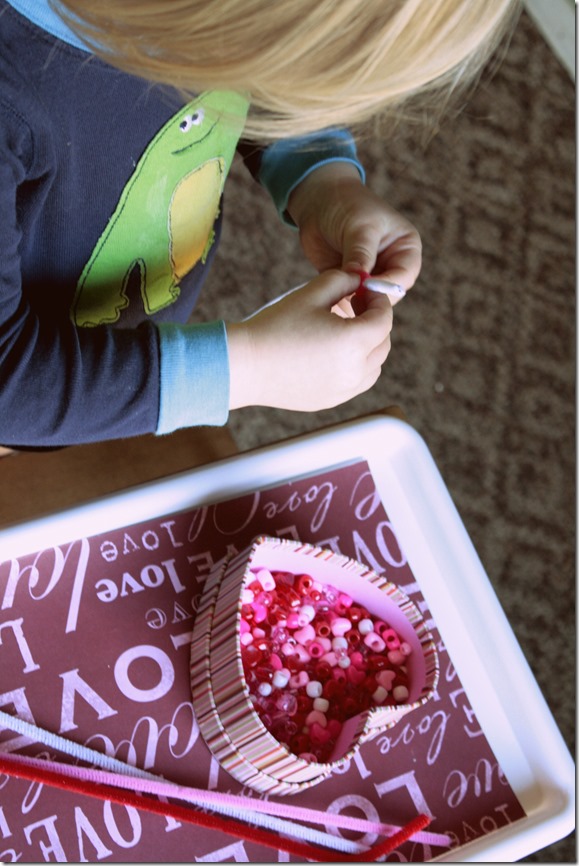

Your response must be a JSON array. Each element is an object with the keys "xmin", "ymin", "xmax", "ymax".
[
  {"xmin": 290, "ymin": 734, "xmax": 310, "ymax": 755},
  {"xmin": 347, "ymin": 665, "xmax": 366, "ymax": 686},
  {"xmin": 342, "ymin": 696, "xmax": 360, "ymax": 716},
  {"xmin": 322, "ymin": 679, "xmax": 342, "ymax": 700},
  {"xmin": 367, "ymin": 653, "xmax": 389, "ymax": 671},
  {"xmin": 277, "ymin": 584, "xmax": 302, "ymax": 608},
  {"xmin": 254, "ymin": 665, "xmax": 274, "ymax": 683},
  {"xmin": 345, "ymin": 629, "xmax": 360, "ymax": 648},
  {"xmin": 348, "ymin": 606, "xmax": 369, "ymax": 623},
  {"xmin": 296, "ymin": 574, "xmax": 314, "ymax": 595},
  {"xmin": 312, "ymin": 660, "xmax": 333, "ymax": 681},
  {"xmin": 241, "ymin": 604, "xmax": 255, "ymax": 623},
  {"xmin": 309, "ymin": 722, "xmax": 331, "ymax": 745},
  {"xmin": 285, "ymin": 654, "xmax": 302, "ymax": 672}
]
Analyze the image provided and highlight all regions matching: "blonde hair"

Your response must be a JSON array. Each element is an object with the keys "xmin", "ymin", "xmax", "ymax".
[{"xmin": 56, "ymin": 0, "xmax": 521, "ymax": 141}]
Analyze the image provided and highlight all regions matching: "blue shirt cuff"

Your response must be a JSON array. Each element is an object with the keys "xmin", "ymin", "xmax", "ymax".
[
  {"xmin": 259, "ymin": 129, "xmax": 365, "ymax": 224},
  {"xmin": 156, "ymin": 321, "xmax": 229, "ymax": 433}
]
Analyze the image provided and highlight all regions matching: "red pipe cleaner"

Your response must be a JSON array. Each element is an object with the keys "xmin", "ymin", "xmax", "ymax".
[{"xmin": 0, "ymin": 754, "xmax": 430, "ymax": 862}]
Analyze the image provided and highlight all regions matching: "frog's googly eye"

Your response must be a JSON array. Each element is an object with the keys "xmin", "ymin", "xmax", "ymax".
[{"xmin": 179, "ymin": 109, "xmax": 205, "ymax": 132}]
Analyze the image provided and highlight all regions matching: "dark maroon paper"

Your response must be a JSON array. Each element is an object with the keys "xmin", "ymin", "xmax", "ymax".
[{"xmin": 0, "ymin": 460, "xmax": 525, "ymax": 862}]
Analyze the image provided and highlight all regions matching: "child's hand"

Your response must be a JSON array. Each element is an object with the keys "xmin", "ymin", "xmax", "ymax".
[
  {"xmin": 227, "ymin": 270, "xmax": 392, "ymax": 411},
  {"xmin": 287, "ymin": 163, "xmax": 422, "ymax": 302}
]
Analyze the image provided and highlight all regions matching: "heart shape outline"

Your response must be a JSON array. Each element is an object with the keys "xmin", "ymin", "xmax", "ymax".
[{"xmin": 191, "ymin": 536, "xmax": 439, "ymax": 795}]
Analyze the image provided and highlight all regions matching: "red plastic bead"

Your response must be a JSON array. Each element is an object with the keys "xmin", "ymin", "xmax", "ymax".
[{"xmin": 296, "ymin": 574, "xmax": 314, "ymax": 595}]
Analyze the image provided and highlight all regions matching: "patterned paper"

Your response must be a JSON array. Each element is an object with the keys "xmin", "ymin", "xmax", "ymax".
[{"xmin": 0, "ymin": 460, "xmax": 526, "ymax": 862}]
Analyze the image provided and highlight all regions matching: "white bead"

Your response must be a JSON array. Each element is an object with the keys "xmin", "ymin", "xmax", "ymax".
[
  {"xmin": 358, "ymin": 618, "xmax": 374, "ymax": 635},
  {"xmin": 393, "ymin": 685, "xmax": 409, "ymax": 703},
  {"xmin": 306, "ymin": 680, "xmax": 323, "ymax": 698},
  {"xmin": 272, "ymin": 669, "xmax": 290, "ymax": 689},
  {"xmin": 372, "ymin": 686, "xmax": 388, "ymax": 704}
]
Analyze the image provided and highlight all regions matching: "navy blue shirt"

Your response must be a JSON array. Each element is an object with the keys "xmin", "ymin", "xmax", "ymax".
[{"xmin": 0, "ymin": 0, "xmax": 362, "ymax": 446}]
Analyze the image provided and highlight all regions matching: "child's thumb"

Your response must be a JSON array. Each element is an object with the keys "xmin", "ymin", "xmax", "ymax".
[{"xmin": 342, "ymin": 225, "xmax": 382, "ymax": 275}]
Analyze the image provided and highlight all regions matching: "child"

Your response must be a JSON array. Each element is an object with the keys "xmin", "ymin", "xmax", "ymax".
[{"xmin": 0, "ymin": 0, "xmax": 519, "ymax": 448}]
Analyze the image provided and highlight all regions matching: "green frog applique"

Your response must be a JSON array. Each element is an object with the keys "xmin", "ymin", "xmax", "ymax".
[{"xmin": 71, "ymin": 90, "xmax": 249, "ymax": 326}]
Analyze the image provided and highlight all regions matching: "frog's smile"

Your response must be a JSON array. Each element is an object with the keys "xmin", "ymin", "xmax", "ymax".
[{"xmin": 171, "ymin": 119, "xmax": 218, "ymax": 156}]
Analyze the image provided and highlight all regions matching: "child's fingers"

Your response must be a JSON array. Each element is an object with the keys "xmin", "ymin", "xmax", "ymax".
[{"xmin": 349, "ymin": 289, "xmax": 393, "ymax": 345}]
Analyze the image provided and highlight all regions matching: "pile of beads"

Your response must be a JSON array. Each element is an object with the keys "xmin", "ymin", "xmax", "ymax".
[{"xmin": 239, "ymin": 567, "xmax": 412, "ymax": 764}]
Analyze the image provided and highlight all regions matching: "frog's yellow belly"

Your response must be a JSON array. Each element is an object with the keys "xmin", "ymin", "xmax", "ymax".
[{"xmin": 169, "ymin": 158, "xmax": 224, "ymax": 279}]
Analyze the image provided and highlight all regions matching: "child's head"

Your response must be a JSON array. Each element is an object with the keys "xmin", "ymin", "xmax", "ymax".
[{"xmin": 56, "ymin": 0, "xmax": 521, "ymax": 140}]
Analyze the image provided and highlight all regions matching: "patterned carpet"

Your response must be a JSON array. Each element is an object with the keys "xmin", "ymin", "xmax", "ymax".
[{"xmin": 196, "ymin": 11, "xmax": 575, "ymax": 861}]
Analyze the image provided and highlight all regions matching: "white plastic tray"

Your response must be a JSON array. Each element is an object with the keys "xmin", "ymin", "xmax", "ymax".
[{"xmin": 0, "ymin": 416, "xmax": 574, "ymax": 861}]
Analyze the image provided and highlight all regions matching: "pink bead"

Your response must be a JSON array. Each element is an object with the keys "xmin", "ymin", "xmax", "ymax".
[
  {"xmin": 276, "ymin": 692, "xmax": 298, "ymax": 715},
  {"xmin": 387, "ymin": 649, "xmax": 405, "ymax": 666},
  {"xmin": 269, "ymin": 653, "xmax": 283, "ymax": 671},
  {"xmin": 379, "ymin": 626, "xmax": 400, "ymax": 649},
  {"xmin": 308, "ymin": 640, "xmax": 325, "ymax": 659},
  {"xmin": 251, "ymin": 603, "xmax": 268, "ymax": 624},
  {"xmin": 240, "ymin": 618, "xmax": 251, "ymax": 635},
  {"xmin": 289, "ymin": 671, "xmax": 310, "ymax": 689},
  {"xmin": 293, "ymin": 644, "xmax": 311, "ymax": 663},
  {"xmin": 400, "ymin": 641, "xmax": 413, "ymax": 657},
  {"xmin": 294, "ymin": 624, "xmax": 315, "ymax": 645},
  {"xmin": 350, "ymin": 650, "xmax": 365, "ymax": 669},
  {"xmin": 240, "ymin": 632, "xmax": 253, "ymax": 646},
  {"xmin": 331, "ymin": 617, "xmax": 352, "ymax": 637},
  {"xmin": 364, "ymin": 632, "xmax": 386, "ymax": 652},
  {"xmin": 306, "ymin": 709, "xmax": 327, "ymax": 728},
  {"xmin": 338, "ymin": 592, "xmax": 353, "ymax": 609},
  {"xmin": 286, "ymin": 611, "xmax": 301, "ymax": 629},
  {"xmin": 241, "ymin": 588, "xmax": 254, "ymax": 604},
  {"xmin": 322, "ymin": 651, "xmax": 338, "ymax": 667},
  {"xmin": 281, "ymin": 641, "xmax": 296, "ymax": 657},
  {"xmin": 376, "ymin": 669, "xmax": 396, "ymax": 690},
  {"xmin": 252, "ymin": 627, "xmax": 266, "ymax": 638}
]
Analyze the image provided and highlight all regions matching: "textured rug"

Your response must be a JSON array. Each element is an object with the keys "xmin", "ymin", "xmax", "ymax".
[{"xmin": 195, "ymin": 10, "xmax": 575, "ymax": 861}]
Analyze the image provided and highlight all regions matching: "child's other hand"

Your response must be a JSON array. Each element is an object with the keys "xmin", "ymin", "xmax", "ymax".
[
  {"xmin": 287, "ymin": 163, "xmax": 422, "ymax": 302},
  {"xmin": 227, "ymin": 270, "xmax": 392, "ymax": 411}
]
